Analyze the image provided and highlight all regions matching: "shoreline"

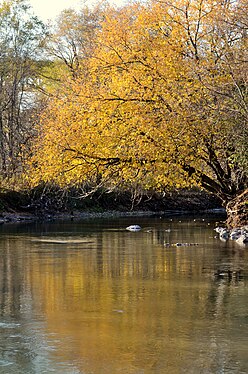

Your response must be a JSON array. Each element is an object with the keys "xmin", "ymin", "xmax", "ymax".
[
  {"xmin": 0, "ymin": 207, "xmax": 227, "ymax": 225},
  {"xmin": 0, "ymin": 187, "xmax": 228, "ymax": 225}
]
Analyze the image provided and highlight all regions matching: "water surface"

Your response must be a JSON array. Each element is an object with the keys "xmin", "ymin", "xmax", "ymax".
[{"xmin": 0, "ymin": 215, "xmax": 248, "ymax": 373}]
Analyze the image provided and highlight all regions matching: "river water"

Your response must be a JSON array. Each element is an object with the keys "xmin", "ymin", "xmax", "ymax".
[{"xmin": 0, "ymin": 214, "xmax": 248, "ymax": 374}]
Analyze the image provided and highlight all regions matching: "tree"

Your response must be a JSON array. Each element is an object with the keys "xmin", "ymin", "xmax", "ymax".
[
  {"xmin": 34, "ymin": 3, "xmax": 107, "ymax": 127},
  {"xmin": 44, "ymin": 4, "xmax": 106, "ymax": 79},
  {"xmin": 28, "ymin": 0, "xmax": 247, "ymax": 206},
  {"xmin": 0, "ymin": 0, "xmax": 47, "ymax": 186}
]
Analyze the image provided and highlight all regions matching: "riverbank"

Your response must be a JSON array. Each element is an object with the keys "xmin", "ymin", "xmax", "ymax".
[
  {"xmin": 0, "ymin": 207, "xmax": 227, "ymax": 225},
  {"xmin": 0, "ymin": 188, "xmax": 224, "ymax": 224}
]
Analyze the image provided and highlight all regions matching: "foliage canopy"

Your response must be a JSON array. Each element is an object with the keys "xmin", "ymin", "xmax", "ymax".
[{"xmin": 28, "ymin": 0, "xmax": 248, "ymax": 203}]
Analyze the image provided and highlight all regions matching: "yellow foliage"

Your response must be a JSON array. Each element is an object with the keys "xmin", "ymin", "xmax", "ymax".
[{"xmin": 27, "ymin": 0, "xmax": 248, "ymax": 200}]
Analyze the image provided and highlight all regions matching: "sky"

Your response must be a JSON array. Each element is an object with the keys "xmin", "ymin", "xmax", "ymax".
[
  {"xmin": 29, "ymin": 0, "xmax": 88, "ymax": 22},
  {"xmin": 29, "ymin": 0, "xmax": 125, "ymax": 22}
]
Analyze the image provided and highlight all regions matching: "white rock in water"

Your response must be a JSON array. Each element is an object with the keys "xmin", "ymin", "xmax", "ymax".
[
  {"xmin": 220, "ymin": 229, "xmax": 230, "ymax": 240},
  {"xmin": 236, "ymin": 234, "xmax": 248, "ymax": 246},
  {"xmin": 230, "ymin": 228, "xmax": 241, "ymax": 240},
  {"xmin": 214, "ymin": 226, "xmax": 225, "ymax": 233},
  {"xmin": 126, "ymin": 225, "xmax": 141, "ymax": 232}
]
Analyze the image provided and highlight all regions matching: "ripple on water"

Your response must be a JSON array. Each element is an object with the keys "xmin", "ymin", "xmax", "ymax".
[
  {"xmin": 0, "ymin": 322, "xmax": 21, "ymax": 329},
  {"xmin": 0, "ymin": 360, "xmax": 14, "ymax": 367}
]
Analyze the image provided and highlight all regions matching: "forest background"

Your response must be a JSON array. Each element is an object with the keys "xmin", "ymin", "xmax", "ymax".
[{"xmin": 0, "ymin": 0, "xmax": 247, "ymax": 225}]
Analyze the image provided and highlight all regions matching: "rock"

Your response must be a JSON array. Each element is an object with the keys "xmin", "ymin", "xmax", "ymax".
[
  {"xmin": 230, "ymin": 228, "xmax": 241, "ymax": 240},
  {"xmin": 219, "ymin": 229, "xmax": 230, "ymax": 240},
  {"xmin": 214, "ymin": 225, "xmax": 248, "ymax": 245},
  {"xmin": 214, "ymin": 226, "xmax": 226, "ymax": 233},
  {"xmin": 126, "ymin": 225, "xmax": 141, "ymax": 232},
  {"xmin": 235, "ymin": 234, "xmax": 248, "ymax": 246}
]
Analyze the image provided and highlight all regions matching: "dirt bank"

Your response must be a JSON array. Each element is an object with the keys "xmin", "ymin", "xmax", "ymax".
[
  {"xmin": 226, "ymin": 189, "xmax": 248, "ymax": 228},
  {"xmin": 0, "ymin": 188, "xmax": 223, "ymax": 224}
]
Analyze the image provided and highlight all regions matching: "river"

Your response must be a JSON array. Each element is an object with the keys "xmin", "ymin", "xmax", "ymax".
[{"xmin": 0, "ymin": 214, "xmax": 248, "ymax": 373}]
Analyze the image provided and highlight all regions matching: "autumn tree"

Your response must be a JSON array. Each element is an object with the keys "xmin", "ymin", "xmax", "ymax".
[
  {"xmin": 28, "ymin": 0, "xmax": 247, "ymax": 206},
  {"xmin": 0, "ymin": 0, "xmax": 47, "ymax": 187},
  {"xmin": 44, "ymin": 3, "xmax": 106, "ymax": 81}
]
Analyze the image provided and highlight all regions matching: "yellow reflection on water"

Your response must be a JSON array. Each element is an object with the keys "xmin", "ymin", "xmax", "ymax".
[{"xmin": 1, "ymin": 223, "xmax": 248, "ymax": 373}]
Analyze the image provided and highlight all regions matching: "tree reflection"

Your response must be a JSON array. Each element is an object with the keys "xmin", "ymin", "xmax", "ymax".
[{"xmin": 0, "ymin": 220, "xmax": 248, "ymax": 373}]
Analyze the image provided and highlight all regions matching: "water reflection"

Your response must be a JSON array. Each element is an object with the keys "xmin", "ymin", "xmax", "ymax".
[{"xmin": 0, "ymin": 216, "xmax": 248, "ymax": 373}]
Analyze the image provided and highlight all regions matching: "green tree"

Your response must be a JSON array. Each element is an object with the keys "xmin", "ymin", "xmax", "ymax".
[{"xmin": 0, "ymin": 0, "xmax": 47, "ymax": 186}]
